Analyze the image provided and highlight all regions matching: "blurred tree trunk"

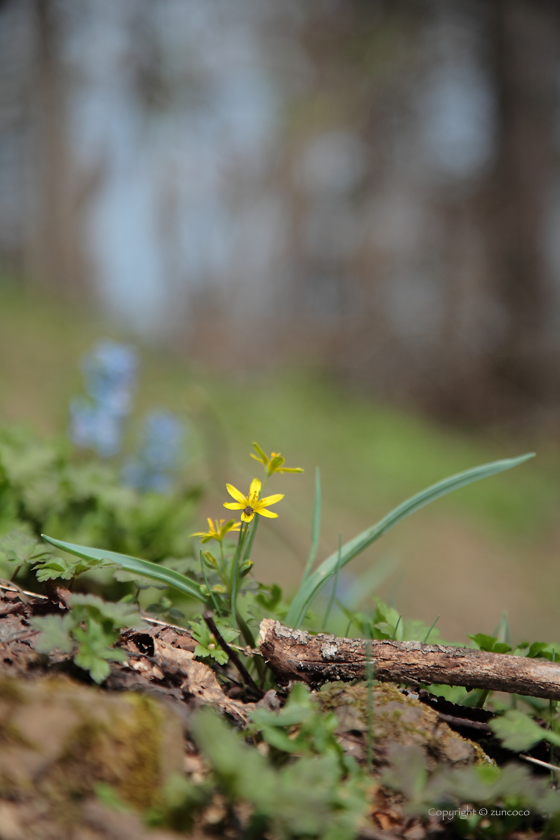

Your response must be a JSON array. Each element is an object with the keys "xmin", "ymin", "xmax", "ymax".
[
  {"xmin": 481, "ymin": 0, "xmax": 560, "ymax": 413},
  {"xmin": 27, "ymin": 0, "xmax": 85, "ymax": 297}
]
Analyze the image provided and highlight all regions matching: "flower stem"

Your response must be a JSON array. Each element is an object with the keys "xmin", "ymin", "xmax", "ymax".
[
  {"xmin": 229, "ymin": 523, "xmax": 248, "ymax": 625},
  {"xmin": 200, "ymin": 551, "xmax": 222, "ymax": 616},
  {"xmin": 242, "ymin": 515, "xmax": 259, "ymax": 564}
]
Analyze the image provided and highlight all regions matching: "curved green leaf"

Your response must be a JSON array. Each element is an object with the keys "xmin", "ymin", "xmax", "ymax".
[
  {"xmin": 286, "ymin": 453, "xmax": 535, "ymax": 628},
  {"xmin": 301, "ymin": 467, "xmax": 321, "ymax": 584},
  {"xmin": 41, "ymin": 535, "xmax": 211, "ymax": 605}
]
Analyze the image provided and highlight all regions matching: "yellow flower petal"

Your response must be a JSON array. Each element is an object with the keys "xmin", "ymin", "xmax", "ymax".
[
  {"xmin": 249, "ymin": 477, "xmax": 262, "ymax": 497},
  {"xmin": 256, "ymin": 508, "xmax": 278, "ymax": 518},
  {"xmin": 258, "ymin": 493, "xmax": 284, "ymax": 508},
  {"xmin": 224, "ymin": 501, "xmax": 243, "ymax": 510},
  {"xmin": 241, "ymin": 511, "xmax": 255, "ymax": 523},
  {"xmin": 226, "ymin": 483, "xmax": 246, "ymax": 504}
]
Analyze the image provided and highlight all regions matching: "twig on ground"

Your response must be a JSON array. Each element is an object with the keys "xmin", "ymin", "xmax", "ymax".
[
  {"xmin": 519, "ymin": 754, "xmax": 560, "ymax": 774},
  {"xmin": 259, "ymin": 619, "xmax": 560, "ymax": 701},
  {"xmin": 435, "ymin": 712, "xmax": 491, "ymax": 733},
  {"xmin": 203, "ymin": 611, "xmax": 264, "ymax": 700},
  {"xmin": 0, "ymin": 580, "xmax": 32, "ymax": 604}
]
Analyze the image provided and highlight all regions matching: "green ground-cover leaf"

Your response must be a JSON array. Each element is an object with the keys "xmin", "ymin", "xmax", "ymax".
[
  {"xmin": 189, "ymin": 618, "xmax": 239, "ymax": 665},
  {"xmin": 31, "ymin": 593, "xmax": 144, "ymax": 684},
  {"xmin": 0, "ymin": 528, "xmax": 53, "ymax": 566},
  {"xmin": 490, "ymin": 709, "xmax": 560, "ymax": 752},
  {"xmin": 468, "ymin": 633, "xmax": 512, "ymax": 654},
  {"xmin": 191, "ymin": 705, "xmax": 367, "ymax": 839},
  {"xmin": 250, "ymin": 683, "xmax": 344, "ymax": 760},
  {"xmin": 0, "ymin": 422, "xmax": 201, "ymax": 567},
  {"xmin": 31, "ymin": 613, "xmax": 75, "ymax": 654}
]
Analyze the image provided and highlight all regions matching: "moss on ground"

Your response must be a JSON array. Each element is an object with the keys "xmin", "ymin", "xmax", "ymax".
[
  {"xmin": 0, "ymin": 676, "xmax": 183, "ymax": 821},
  {"xmin": 318, "ymin": 682, "xmax": 491, "ymax": 770}
]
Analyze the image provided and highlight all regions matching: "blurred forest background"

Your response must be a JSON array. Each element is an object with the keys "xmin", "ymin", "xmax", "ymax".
[{"xmin": 1, "ymin": 0, "xmax": 560, "ymax": 642}]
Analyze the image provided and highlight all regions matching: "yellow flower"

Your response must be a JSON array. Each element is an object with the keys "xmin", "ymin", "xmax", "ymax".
[
  {"xmin": 223, "ymin": 477, "xmax": 284, "ymax": 523},
  {"xmin": 250, "ymin": 442, "xmax": 304, "ymax": 477},
  {"xmin": 191, "ymin": 518, "xmax": 241, "ymax": 544}
]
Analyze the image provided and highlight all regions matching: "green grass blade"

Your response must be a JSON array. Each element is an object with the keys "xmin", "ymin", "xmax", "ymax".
[
  {"xmin": 301, "ymin": 467, "xmax": 321, "ymax": 584},
  {"xmin": 286, "ymin": 452, "xmax": 535, "ymax": 628},
  {"xmin": 422, "ymin": 615, "xmax": 440, "ymax": 644},
  {"xmin": 41, "ymin": 535, "xmax": 211, "ymax": 605}
]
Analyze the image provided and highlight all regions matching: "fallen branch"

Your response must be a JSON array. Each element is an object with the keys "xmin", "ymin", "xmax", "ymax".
[{"xmin": 259, "ymin": 619, "xmax": 560, "ymax": 701}]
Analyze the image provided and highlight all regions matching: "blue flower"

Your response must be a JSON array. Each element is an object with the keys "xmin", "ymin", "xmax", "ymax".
[
  {"xmin": 69, "ymin": 340, "xmax": 138, "ymax": 457},
  {"xmin": 122, "ymin": 411, "xmax": 186, "ymax": 493},
  {"xmin": 69, "ymin": 399, "xmax": 124, "ymax": 458},
  {"xmin": 81, "ymin": 340, "xmax": 137, "ymax": 416}
]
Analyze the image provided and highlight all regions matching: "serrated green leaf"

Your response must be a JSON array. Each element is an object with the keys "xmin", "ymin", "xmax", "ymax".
[
  {"xmin": 468, "ymin": 633, "xmax": 512, "ymax": 654},
  {"xmin": 526, "ymin": 642, "xmax": 551, "ymax": 659},
  {"xmin": 33, "ymin": 554, "xmax": 109, "ymax": 583},
  {"xmin": 68, "ymin": 593, "xmax": 144, "ymax": 628},
  {"xmin": 490, "ymin": 710, "xmax": 557, "ymax": 752},
  {"xmin": 252, "ymin": 705, "xmax": 311, "ymax": 729},
  {"xmin": 262, "ymin": 727, "xmax": 303, "ymax": 753},
  {"xmin": 0, "ymin": 529, "xmax": 52, "ymax": 565},
  {"xmin": 287, "ymin": 453, "xmax": 534, "ymax": 628},
  {"xmin": 34, "ymin": 557, "xmax": 74, "ymax": 582},
  {"xmin": 189, "ymin": 620, "xmax": 210, "ymax": 647},
  {"xmin": 30, "ymin": 614, "xmax": 74, "ymax": 654},
  {"xmin": 75, "ymin": 652, "xmax": 111, "ymax": 684},
  {"xmin": 194, "ymin": 643, "xmax": 228, "ymax": 665}
]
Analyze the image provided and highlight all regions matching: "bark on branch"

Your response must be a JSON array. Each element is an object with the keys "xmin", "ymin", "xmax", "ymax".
[{"xmin": 259, "ymin": 619, "xmax": 560, "ymax": 701}]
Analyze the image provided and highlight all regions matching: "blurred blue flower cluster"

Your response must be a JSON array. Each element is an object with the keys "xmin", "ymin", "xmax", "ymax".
[
  {"xmin": 122, "ymin": 411, "xmax": 186, "ymax": 493},
  {"xmin": 70, "ymin": 340, "xmax": 138, "ymax": 457},
  {"xmin": 70, "ymin": 340, "xmax": 186, "ymax": 493}
]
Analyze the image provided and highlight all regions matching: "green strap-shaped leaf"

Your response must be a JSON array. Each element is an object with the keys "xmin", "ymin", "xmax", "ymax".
[
  {"xmin": 301, "ymin": 467, "xmax": 321, "ymax": 584},
  {"xmin": 286, "ymin": 453, "xmax": 534, "ymax": 629},
  {"xmin": 41, "ymin": 535, "xmax": 211, "ymax": 605}
]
